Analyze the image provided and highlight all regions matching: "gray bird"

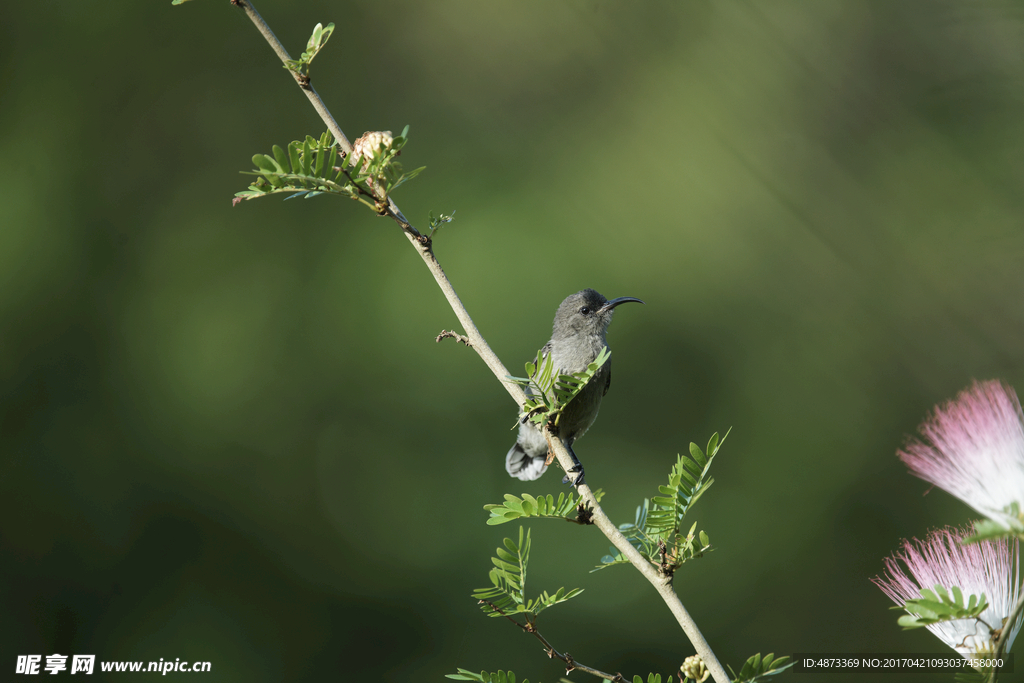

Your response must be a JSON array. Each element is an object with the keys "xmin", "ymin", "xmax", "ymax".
[{"xmin": 505, "ymin": 289, "xmax": 644, "ymax": 485}]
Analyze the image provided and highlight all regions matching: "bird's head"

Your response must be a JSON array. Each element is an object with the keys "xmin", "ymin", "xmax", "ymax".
[{"xmin": 551, "ymin": 289, "xmax": 644, "ymax": 342}]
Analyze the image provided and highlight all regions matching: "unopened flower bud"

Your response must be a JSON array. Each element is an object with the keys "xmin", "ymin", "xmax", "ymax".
[
  {"xmin": 350, "ymin": 130, "xmax": 393, "ymax": 167},
  {"xmin": 681, "ymin": 655, "xmax": 710, "ymax": 682},
  {"xmin": 348, "ymin": 130, "xmax": 394, "ymax": 200}
]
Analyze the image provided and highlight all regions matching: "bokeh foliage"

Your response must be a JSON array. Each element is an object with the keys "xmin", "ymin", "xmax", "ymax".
[{"xmin": 3, "ymin": 1, "xmax": 1024, "ymax": 682}]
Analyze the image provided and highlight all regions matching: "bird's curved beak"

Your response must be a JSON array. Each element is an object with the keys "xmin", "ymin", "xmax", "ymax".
[{"xmin": 599, "ymin": 296, "xmax": 645, "ymax": 312}]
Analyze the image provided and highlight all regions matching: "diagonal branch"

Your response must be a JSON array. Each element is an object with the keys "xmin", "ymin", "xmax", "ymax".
[
  {"xmin": 235, "ymin": 1, "xmax": 349, "ymax": 154},
  {"xmin": 217, "ymin": 3, "xmax": 728, "ymax": 681},
  {"xmin": 235, "ymin": 0, "xmax": 419, "ymax": 233}
]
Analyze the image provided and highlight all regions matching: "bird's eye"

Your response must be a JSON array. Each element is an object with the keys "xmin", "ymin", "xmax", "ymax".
[{"xmin": 580, "ymin": 306, "xmax": 590, "ymax": 315}]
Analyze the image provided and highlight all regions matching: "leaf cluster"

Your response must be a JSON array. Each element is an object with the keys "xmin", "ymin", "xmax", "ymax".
[
  {"xmin": 508, "ymin": 347, "xmax": 611, "ymax": 429},
  {"xmin": 428, "ymin": 210, "xmax": 455, "ymax": 238},
  {"xmin": 472, "ymin": 527, "xmax": 583, "ymax": 621},
  {"xmin": 963, "ymin": 503, "xmax": 1024, "ymax": 544},
  {"xmin": 896, "ymin": 584, "xmax": 989, "ymax": 630},
  {"xmin": 485, "ymin": 490, "xmax": 604, "ymax": 526},
  {"xmin": 235, "ymin": 128, "xmax": 424, "ymax": 213},
  {"xmin": 283, "ymin": 22, "xmax": 334, "ymax": 79},
  {"xmin": 594, "ymin": 431, "xmax": 728, "ymax": 575},
  {"xmin": 727, "ymin": 653, "xmax": 793, "ymax": 682}
]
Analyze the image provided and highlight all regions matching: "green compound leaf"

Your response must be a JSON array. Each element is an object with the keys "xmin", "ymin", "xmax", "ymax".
[
  {"xmin": 472, "ymin": 527, "xmax": 529, "ymax": 617},
  {"xmin": 427, "ymin": 210, "xmax": 456, "ymax": 239},
  {"xmin": 727, "ymin": 653, "xmax": 793, "ymax": 682},
  {"xmin": 963, "ymin": 509, "xmax": 1024, "ymax": 544},
  {"xmin": 594, "ymin": 430, "xmax": 729, "ymax": 574},
  {"xmin": 471, "ymin": 527, "xmax": 582, "ymax": 621},
  {"xmin": 507, "ymin": 347, "xmax": 610, "ymax": 429},
  {"xmin": 896, "ymin": 584, "xmax": 989, "ymax": 629},
  {"xmin": 283, "ymin": 22, "xmax": 336, "ymax": 78},
  {"xmin": 235, "ymin": 129, "xmax": 422, "ymax": 213},
  {"xmin": 484, "ymin": 490, "xmax": 604, "ymax": 525}
]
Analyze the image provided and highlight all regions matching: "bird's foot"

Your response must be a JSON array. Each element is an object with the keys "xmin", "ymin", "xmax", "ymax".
[{"xmin": 562, "ymin": 464, "xmax": 586, "ymax": 487}]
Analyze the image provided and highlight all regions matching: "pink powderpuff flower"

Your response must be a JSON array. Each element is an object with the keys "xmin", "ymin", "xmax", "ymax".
[
  {"xmin": 900, "ymin": 380, "xmax": 1024, "ymax": 529},
  {"xmin": 874, "ymin": 527, "xmax": 1022, "ymax": 658}
]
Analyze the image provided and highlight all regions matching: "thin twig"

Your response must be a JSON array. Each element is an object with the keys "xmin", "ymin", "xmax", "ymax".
[
  {"xmin": 436, "ymin": 330, "xmax": 472, "ymax": 346},
  {"xmin": 223, "ymin": 3, "xmax": 728, "ymax": 681},
  {"xmin": 480, "ymin": 601, "xmax": 628, "ymax": 682},
  {"xmin": 235, "ymin": 1, "xmax": 350, "ymax": 153}
]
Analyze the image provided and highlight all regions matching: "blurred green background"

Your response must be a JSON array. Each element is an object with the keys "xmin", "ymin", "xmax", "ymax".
[{"xmin": 3, "ymin": 1, "xmax": 1024, "ymax": 681}]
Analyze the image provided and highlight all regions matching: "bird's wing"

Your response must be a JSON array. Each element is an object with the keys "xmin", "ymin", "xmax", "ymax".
[{"xmin": 603, "ymin": 358, "xmax": 612, "ymax": 396}]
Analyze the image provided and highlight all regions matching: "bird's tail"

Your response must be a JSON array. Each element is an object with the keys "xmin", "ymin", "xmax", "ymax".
[{"xmin": 505, "ymin": 442, "xmax": 548, "ymax": 481}]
